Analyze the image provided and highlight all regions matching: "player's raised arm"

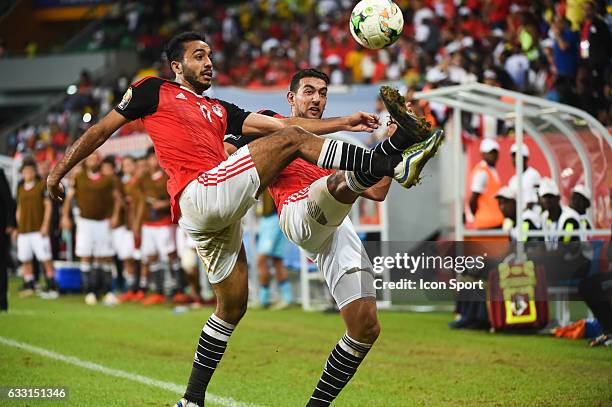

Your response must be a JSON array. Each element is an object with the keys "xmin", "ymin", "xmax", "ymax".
[
  {"xmin": 241, "ymin": 110, "xmax": 379, "ymax": 136},
  {"xmin": 47, "ymin": 110, "xmax": 128, "ymax": 201}
]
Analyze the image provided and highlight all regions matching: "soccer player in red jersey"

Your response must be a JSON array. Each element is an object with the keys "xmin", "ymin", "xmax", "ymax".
[
  {"xmin": 47, "ymin": 32, "xmax": 434, "ymax": 407},
  {"xmin": 225, "ymin": 69, "xmax": 443, "ymax": 406}
]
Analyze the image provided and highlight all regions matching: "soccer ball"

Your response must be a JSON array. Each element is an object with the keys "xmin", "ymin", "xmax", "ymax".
[{"xmin": 349, "ymin": 0, "xmax": 404, "ymax": 49}]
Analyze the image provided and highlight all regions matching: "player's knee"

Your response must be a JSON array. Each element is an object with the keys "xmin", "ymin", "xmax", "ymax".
[
  {"xmin": 355, "ymin": 308, "xmax": 381, "ymax": 343},
  {"xmin": 362, "ymin": 317, "xmax": 381, "ymax": 343},
  {"xmin": 217, "ymin": 300, "xmax": 248, "ymax": 325}
]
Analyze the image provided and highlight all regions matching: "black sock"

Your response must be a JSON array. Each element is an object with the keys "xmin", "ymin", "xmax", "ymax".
[
  {"xmin": 149, "ymin": 262, "xmax": 165, "ymax": 295},
  {"xmin": 345, "ymin": 132, "xmax": 424, "ymax": 193},
  {"xmin": 101, "ymin": 264, "xmax": 113, "ymax": 295},
  {"xmin": 170, "ymin": 259, "xmax": 186, "ymax": 292},
  {"xmin": 307, "ymin": 333, "xmax": 372, "ymax": 407},
  {"xmin": 374, "ymin": 133, "xmax": 413, "ymax": 155},
  {"xmin": 184, "ymin": 314, "xmax": 236, "ymax": 406},
  {"xmin": 80, "ymin": 263, "xmax": 93, "ymax": 293},
  {"xmin": 317, "ymin": 139, "xmax": 400, "ymax": 177}
]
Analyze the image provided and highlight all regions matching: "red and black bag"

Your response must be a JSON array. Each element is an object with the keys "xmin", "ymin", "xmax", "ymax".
[{"xmin": 487, "ymin": 260, "xmax": 549, "ymax": 332}]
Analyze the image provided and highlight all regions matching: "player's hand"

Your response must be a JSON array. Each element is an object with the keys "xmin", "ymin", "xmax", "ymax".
[
  {"xmin": 345, "ymin": 111, "xmax": 379, "ymax": 133},
  {"xmin": 11, "ymin": 228, "xmax": 18, "ymax": 243},
  {"xmin": 60, "ymin": 216, "xmax": 72, "ymax": 231},
  {"xmin": 110, "ymin": 215, "xmax": 119, "ymax": 229},
  {"xmin": 39, "ymin": 225, "xmax": 49, "ymax": 237},
  {"xmin": 47, "ymin": 176, "xmax": 65, "ymax": 202}
]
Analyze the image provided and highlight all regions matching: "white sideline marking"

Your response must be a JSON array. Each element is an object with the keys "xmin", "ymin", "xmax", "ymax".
[{"xmin": 0, "ymin": 336, "xmax": 262, "ymax": 407}]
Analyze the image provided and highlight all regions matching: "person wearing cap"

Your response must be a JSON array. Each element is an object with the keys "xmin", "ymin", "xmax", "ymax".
[
  {"xmin": 539, "ymin": 178, "xmax": 583, "ymax": 246},
  {"xmin": 469, "ymin": 139, "xmax": 504, "ymax": 229},
  {"xmin": 496, "ymin": 185, "xmax": 541, "ymax": 242},
  {"xmin": 570, "ymin": 184, "xmax": 593, "ymax": 231},
  {"xmin": 508, "ymin": 142, "xmax": 541, "ymax": 211}
]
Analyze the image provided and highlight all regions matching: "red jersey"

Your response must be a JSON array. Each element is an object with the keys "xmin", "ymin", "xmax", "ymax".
[
  {"xmin": 225, "ymin": 109, "xmax": 332, "ymax": 213},
  {"xmin": 114, "ymin": 77, "xmax": 251, "ymax": 222}
]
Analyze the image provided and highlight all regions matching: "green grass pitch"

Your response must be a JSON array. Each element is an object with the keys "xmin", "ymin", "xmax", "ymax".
[{"xmin": 1, "ymin": 279, "xmax": 611, "ymax": 406}]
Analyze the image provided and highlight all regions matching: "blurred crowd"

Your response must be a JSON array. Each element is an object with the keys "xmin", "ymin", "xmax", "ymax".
[
  {"xmin": 5, "ymin": 0, "xmax": 611, "ymax": 160},
  {"xmin": 85, "ymin": 0, "xmax": 611, "ymax": 121}
]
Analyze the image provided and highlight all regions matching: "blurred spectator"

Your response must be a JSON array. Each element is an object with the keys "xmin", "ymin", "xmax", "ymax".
[
  {"xmin": 495, "ymin": 186, "xmax": 540, "ymax": 242},
  {"xmin": 551, "ymin": 16, "xmax": 580, "ymax": 104},
  {"xmin": 569, "ymin": 184, "xmax": 593, "ymax": 230},
  {"xmin": 469, "ymin": 139, "xmax": 505, "ymax": 229},
  {"xmin": 579, "ymin": 1, "xmax": 612, "ymax": 122},
  {"xmin": 508, "ymin": 143, "xmax": 542, "ymax": 209}
]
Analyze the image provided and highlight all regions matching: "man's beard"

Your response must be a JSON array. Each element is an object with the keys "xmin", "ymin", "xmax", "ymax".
[{"xmin": 183, "ymin": 67, "xmax": 211, "ymax": 94}]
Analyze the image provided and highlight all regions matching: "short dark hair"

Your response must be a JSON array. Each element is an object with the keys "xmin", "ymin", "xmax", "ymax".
[
  {"xmin": 146, "ymin": 146, "xmax": 156, "ymax": 158},
  {"xmin": 101, "ymin": 156, "xmax": 115, "ymax": 166},
  {"xmin": 20, "ymin": 158, "xmax": 36, "ymax": 172},
  {"xmin": 290, "ymin": 69, "xmax": 330, "ymax": 93},
  {"xmin": 165, "ymin": 31, "xmax": 207, "ymax": 65}
]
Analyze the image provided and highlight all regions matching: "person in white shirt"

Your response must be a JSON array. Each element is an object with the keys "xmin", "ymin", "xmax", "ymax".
[
  {"xmin": 508, "ymin": 143, "xmax": 541, "ymax": 210},
  {"xmin": 570, "ymin": 184, "xmax": 593, "ymax": 231}
]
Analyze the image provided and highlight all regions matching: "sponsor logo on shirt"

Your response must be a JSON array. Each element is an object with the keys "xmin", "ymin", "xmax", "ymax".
[
  {"xmin": 212, "ymin": 104, "xmax": 223, "ymax": 118},
  {"xmin": 117, "ymin": 87, "xmax": 132, "ymax": 110}
]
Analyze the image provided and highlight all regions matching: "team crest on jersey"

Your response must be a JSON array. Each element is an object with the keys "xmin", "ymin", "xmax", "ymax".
[
  {"xmin": 117, "ymin": 87, "xmax": 132, "ymax": 110},
  {"xmin": 212, "ymin": 104, "xmax": 224, "ymax": 118}
]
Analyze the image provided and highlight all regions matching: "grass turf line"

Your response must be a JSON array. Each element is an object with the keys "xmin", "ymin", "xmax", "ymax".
[{"xmin": 1, "ymin": 279, "xmax": 611, "ymax": 406}]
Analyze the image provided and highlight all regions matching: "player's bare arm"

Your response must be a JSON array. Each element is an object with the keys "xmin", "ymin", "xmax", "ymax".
[
  {"xmin": 40, "ymin": 197, "xmax": 52, "ymax": 236},
  {"xmin": 241, "ymin": 110, "xmax": 379, "ymax": 137},
  {"xmin": 110, "ymin": 187, "xmax": 122, "ymax": 229},
  {"xmin": 60, "ymin": 186, "xmax": 75, "ymax": 231},
  {"xmin": 47, "ymin": 110, "xmax": 129, "ymax": 201}
]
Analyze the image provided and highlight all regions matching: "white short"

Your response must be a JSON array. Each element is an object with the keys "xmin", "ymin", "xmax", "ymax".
[
  {"xmin": 75, "ymin": 218, "xmax": 115, "ymax": 258},
  {"xmin": 17, "ymin": 232, "xmax": 52, "ymax": 262},
  {"xmin": 141, "ymin": 224, "xmax": 176, "ymax": 261},
  {"xmin": 279, "ymin": 176, "xmax": 376, "ymax": 309},
  {"xmin": 179, "ymin": 146, "xmax": 260, "ymax": 284},
  {"xmin": 112, "ymin": 226, "xmax": 135, "ymax": 260}
]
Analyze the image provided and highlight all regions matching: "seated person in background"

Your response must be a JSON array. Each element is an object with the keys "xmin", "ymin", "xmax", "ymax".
[
  {"xmin": 569, "ymin": 184, "xmax": 593, "ymax": 231},
  {"xmin": 495, "ymin": 186, "xmax": 541, "ymax": 243}
]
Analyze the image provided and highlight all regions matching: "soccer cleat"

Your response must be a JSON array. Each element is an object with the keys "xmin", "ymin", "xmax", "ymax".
[
  {"xmin": 131, "ymin": 290, "xmax": 146, "ymax": 302},
  {"xmin": 39, "ymin": 290, "xmax": 59, "ymax": 300},
  {"xmin": 589, "ymin": 334, "xmax": 611, "ymax": 347},
  {"xmin": 380, "ymin": 85, "xmax": 432, "ymax": 144},
  {"xmin": 119, "ymin": 291, "xmax": 134, "ymax": 303},
  {"xmin": 103, "ymin": 292, "xmax": 119, "ymax": 306},
  {"xmin": 85, "ymin": 292, "xmax": 98, "ymax": 305},
  {"xmin": 393, "ymin": 129, "xmax": 444, "ymax": 188},
  {"xmin": 269, "ymin": 300, "xmax": 291, "ymax": 311},
  {"xmin": 175, "ymin": 398, "xmax": 200, "ymax": 407},
  {"xmin": 142, "ymin": 293, "xmax": 166, "ymax": 305},
  {"xmin": 172, "ymin": 292, "xmax": 191, "ymax": 304}
]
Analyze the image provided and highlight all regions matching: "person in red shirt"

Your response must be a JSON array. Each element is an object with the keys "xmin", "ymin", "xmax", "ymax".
[
  {"xmin": 225, "ymin": 69, "xmax": 443, "ymax": 406},
  {"xmin": 47, "ymin": 32, "xmax": 433, "ymax": 407}
]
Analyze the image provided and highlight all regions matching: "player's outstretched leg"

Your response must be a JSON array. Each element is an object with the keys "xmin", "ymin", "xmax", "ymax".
[
  {"xmin": 246, "ymin": 125, "xmax": 400, "ymax": 193},
  {"xmin": 180, "ymin": 246, "xmax": 249, "ymax": 407},
  {"xmin": 307, "ymin": 298, "xmax": 380, "ymax": 406}
]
